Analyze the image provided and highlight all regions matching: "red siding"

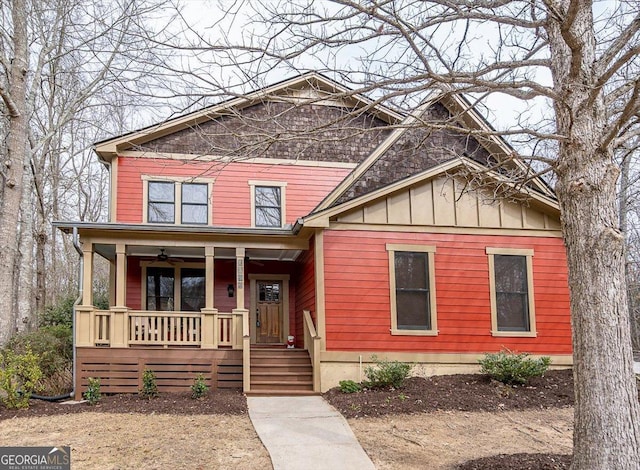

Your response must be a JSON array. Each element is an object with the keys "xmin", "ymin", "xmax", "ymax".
[
  {"xmin": 323, "ymin": 230, "xmax": 572, "ymax": 355},
  {"xmin": 115, "ymin": 157, "xmax": 350, "ymax": 225},
  {"xmin": 126, "ymin": 258, "xmax": 142, "ymax": 309},
  {"xmin": 294, "ymin": 237, "xmax": 316, "ymax": 348}
]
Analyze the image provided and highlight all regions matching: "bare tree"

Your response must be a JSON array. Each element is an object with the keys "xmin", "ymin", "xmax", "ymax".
[
  {"xmin": 0, "ymin": 0, "xmax": 172, "ymax": 338},
  {"xmin": 143, "ymin": 1, "xmax": 640, "ymax": 467}
]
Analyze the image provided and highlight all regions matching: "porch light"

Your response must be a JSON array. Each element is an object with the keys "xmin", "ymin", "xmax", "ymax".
[{"xmin": 227, "ymin": 284, "xmax": 235, "ymax": 297}]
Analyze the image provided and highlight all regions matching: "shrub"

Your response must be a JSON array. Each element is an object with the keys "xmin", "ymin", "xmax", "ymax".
[
  {"xmin": 84, "ymin": 377, "xmax": 101, "ymax": 405},
  {"xmin": 191, "ymin": 374, "xmax": 209, "ymax": 399},
  {"xmin": 4, "ymin": 326, "xmax": 72, "ymax": 378},
  {"xmin": 0, "ymin": 346, "xmax": 44, "ymax": 409},
  {"xmin": 479, "ymin": 349, "xmax": 551, "ymax": 385},
  {"xmin": 339, "ymin": 379, "xmax": 362, "ymax": 393},
  {"xmin": 140, "ymin": 369, "xmax": 158, "ymax": 399},
  {"xmin": 364, "ymin": 355, "xmax": 412, "ymax": 389},
  {"xmin": 39, "ymin": 294, "xmax": 75, "ymax": 329}
]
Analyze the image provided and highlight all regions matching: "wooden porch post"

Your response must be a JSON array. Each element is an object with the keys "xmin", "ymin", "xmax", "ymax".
[
  {"xmin": 114, "ymin": 243, "xmax": 127, "ymax": 307},
  {"xmin": 201, "ymin": 245, "xmax": 218, "ymax": 349},
  {"xmin": 82, "ymin": 243, "xmax": 93, "ymax": 306},
  {"xmin": 76, "ymin": 242, "xmax": 95, "ymax": 347},
  {"xmin": 235, "ymin": 247, "xmax": 245, "ymax": 310},
  {"xmin": 232, "ymin": 247, "xmax": 250, "ymax": 392},
  {"xmin": 111, "ymin": 243, "xmax": 128, "ymax": 347}
]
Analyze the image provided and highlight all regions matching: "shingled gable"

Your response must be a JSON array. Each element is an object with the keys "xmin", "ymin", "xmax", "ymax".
[
  {"xmin": 311, "ymin": 90, "xmax": 555, "ymax": 214},
  {"xmin": 93, "ymin": 72, "xmax": 404, "ymax": 163}
]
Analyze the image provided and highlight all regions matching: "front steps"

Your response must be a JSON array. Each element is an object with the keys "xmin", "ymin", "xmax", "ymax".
[{"xmin": 247, "ymin": 348, "xmax": 316, "ymax": 396}]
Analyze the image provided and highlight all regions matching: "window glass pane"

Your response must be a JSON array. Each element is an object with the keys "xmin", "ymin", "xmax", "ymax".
[
  {"xmin": 494, "ymin": 255, "xmax": 530, "ymax": 331},
  {"xmin": 149, "ymin": 182, "xmax": 175, "ymax": 202},
  {"xmin": 256, "ymin": 187, "xmax": 280, "ymax": 206},
  {"xmin": 181, "ymin": 268, "xmax": 205, "ymax": 311},
  {"xmin": 496, "ymin": 293, "xmax": 529, "ymax": 330},
  {"xmin": 148, "ymin": 202, "xmax": 175, "ymax": 223},
  {"xmin": 147, "ymin": 267, "xmax": 174, "ymax": 311},
  {"xmin": 397, "ymin": 290, "xmax": 431, "ymax": 330},
  {"xmin": 258, "ymin": 282, "xmax": 280, "ymax": 302},
  {"xmin": 256, "ymin": 207, "xmax": 281, "ymax": 227},
  {"xmin": 495, "ymin": 255, "xmax": 527, "ymax": 293},
  {"xmin": 394, "ymin": 251, "xmax": 430, "ymax": 330},
  {"xmin": 182, "ymin": 183, "xmax": 208, "ymax": 204},
  {"xmin": 395, "ymin": 252, "xmax": 427, "ymax": 288},
  {"xmin": 182, "ymin": 204, "xmax": 207, "ymax": 224}
]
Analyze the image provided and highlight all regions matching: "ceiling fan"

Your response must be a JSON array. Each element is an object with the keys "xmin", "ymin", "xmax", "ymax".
[{"xmin": 156, "ymin": 248, "xmax": 183, "ymax": 264}]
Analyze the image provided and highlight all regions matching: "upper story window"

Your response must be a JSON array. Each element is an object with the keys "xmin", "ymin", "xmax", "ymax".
[
  {"xmin": 249, "ymin": 181, "xmax": 287, "ymax": 228},
  {"xmin": 181, "ymin": 183, "xmax": 208, "ymax": 224},
  {"xmin": 143, "ymin": 176, "xmax": 213, "ymax": 225},
  {"xmin": 148, "ymin": 182, "xmax": 175, "ymax": 223},
  {"xmin": 386, "ymin": 244, "xmax": 438, "ymax": 336},
  {"xmin": 487, "ymin": 247, "xmax": 537, "ymax": 337}
]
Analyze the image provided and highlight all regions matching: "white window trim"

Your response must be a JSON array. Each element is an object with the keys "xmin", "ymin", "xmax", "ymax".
[
  {"xmin": 249, "ymin": 180, "xmax": 287, "ymax": 228},
  {"xmin": 142, "ymin": 175, "xmax": 214, "ymax": 225},
  {"xmin": 386, "ymin": 243, "xmax": 438, "ymax": 336},
  {"xmin": 141, "ymin": 261, "xmax": 206, "ymax": 311},
  {"xmin": 486, "ymin": 247, "xmax": 537, "ymax": 337}
]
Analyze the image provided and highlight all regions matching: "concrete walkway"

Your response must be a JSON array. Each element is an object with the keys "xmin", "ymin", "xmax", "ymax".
[
  {"xmin": 634, "ymin": 361, "xmax": 640, "ymax": 374},
  {"xmin": 247, "ymin": 396, "xmax": 375, "ymax": 470}
]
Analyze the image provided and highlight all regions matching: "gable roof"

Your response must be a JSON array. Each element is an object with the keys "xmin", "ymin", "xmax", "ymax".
[
  {"xmin": 94, "ymin": 72, "xmax": 404, "ymax": 162},
  {"xmin": 313, "ymin": 91, "xmax": 554, "ymax": 212}
]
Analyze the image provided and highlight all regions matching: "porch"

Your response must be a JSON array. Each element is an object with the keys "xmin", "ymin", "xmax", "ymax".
[
  {"xmin": 74, "ymin": 308, "xmax": 320, "ymax": 398},
  {"xmin": 61, "ymin": 223, "xmax": 321, "ymax": 398}
]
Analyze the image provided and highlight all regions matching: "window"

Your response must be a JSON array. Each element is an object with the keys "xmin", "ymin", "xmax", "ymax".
[
  {"xmin": 182, "ymin": 183, "xmax": 208, "ymax": 224},
  {"xmin": 180, "ymin": 268, "xmax": 206, "ymax": 311},
  {"xmin": 148, "ymin": 181, "xmax": 175, "ymax": 223},
  {"xmin": 143, "ymin": 177, "xmax": 213, "ymax": 225},
  {"xmin": 255, "ymin": 186, "xmax": 281, "ymax": 227},
  {"xmin": 487, "ymin": 248, "xmax": 536, "ymax": 337},
  {"xmin": 249, "ymin": 181, "xmax": 287, "ymax": 228},
  {"xmin": 387, "ymin": 244, "xmax": 437, "ymax": 335},
  {"xmin": 146, "ymin": 267, "xmax": 175, "ymax": 311}
]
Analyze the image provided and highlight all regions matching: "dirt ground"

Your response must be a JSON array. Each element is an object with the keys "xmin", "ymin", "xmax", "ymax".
[
  {"xmin": 0, "ymin": 412, "xmax": 272, "ymax": 470},
  {"xmin": 350, "ymin": 408, "xmax": 573, "ymax": 469},
  {"xmin": 0, "ymin": 370, "xmax": 587, "ymax": 469}
]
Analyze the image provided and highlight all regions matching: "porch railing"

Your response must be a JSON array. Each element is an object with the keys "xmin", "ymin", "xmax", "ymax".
[
  {"xmin": 129, "ymin": 312, "xmax": 202, "ymax": 346},
  {"xmin": 76, "ymin": 307, "xmax": 244, "ymax": 349}
]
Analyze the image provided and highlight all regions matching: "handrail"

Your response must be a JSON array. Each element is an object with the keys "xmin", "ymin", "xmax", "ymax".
[{"xmin": 303, "ymin": 310, "xmax": 321, "ymax": 392}]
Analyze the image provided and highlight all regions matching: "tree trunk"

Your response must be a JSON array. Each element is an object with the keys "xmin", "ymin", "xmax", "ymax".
[
  {"xmin": 15, "ymin": 168, "xmax": 35, "ymax": 333},
  {"xmin": 546, "ymin": 3, "xmax": 640, "ymax": 468},
  {"xmin": 0, "ymin": 0, "xmax": 29, "ymax": 345}
]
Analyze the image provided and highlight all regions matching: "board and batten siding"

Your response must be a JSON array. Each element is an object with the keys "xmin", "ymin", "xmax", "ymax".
[
  {"xmin": 322, "ymin": 230, "xmax": 571, "ymax": 355},
  {"xmin": 115, "ymin": 156, "xmax": 350, "ymax": 225},
  {"xmin": 336, "ymin": 176, "xmax": 561, "ymax": 231}
]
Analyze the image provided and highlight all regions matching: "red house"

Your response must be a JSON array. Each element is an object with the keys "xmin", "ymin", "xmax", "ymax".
[{"xmin": 56, "ymin": 73, "xmax": 571, "ymax": 398}]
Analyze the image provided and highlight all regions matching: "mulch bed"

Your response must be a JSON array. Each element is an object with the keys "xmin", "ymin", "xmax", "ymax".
[
  {"xmin": 0, "ymin": 389, "xmax": 246, "ymax": 420},
  {"xmin": 457, "ymin": 453, "xmax": 572, "ymax": 469},
  {"xmin": 324, "ymin": 369, "xmax": 575, "ymax": 418}
]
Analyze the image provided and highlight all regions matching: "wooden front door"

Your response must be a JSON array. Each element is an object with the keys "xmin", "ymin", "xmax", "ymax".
[{"xmin": 256, "ymin": 281, "xmax": 282, "ymax": 343}]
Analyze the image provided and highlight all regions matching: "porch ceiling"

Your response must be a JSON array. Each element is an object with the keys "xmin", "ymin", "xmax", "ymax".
[{"xmin": 94, "ymin": 244, "xmax": 302, "ymax": 262}]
